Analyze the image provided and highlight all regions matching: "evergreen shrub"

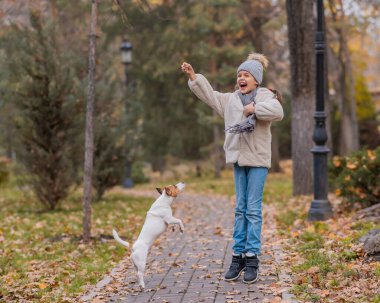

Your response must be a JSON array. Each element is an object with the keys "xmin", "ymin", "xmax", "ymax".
[{"xmin": 329, "ymin": 147, "xmax": 380, "ymax": 209}]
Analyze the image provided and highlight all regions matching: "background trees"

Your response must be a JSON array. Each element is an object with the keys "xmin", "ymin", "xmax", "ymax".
[
  {"xmin": 1, "ymin": 12, "xmax": 82, "ymax": 210},
  {"xmin": 0, "ymin": 0, "xmax": 379, "ymax": 206}
]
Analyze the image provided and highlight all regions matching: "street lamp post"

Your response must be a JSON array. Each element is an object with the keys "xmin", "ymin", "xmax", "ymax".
[
  {"xmin": 308, "ymin": 0, "xmax": 333, "ymax": 221},
  {"xmin": 120, "ymin": 39, "xmax": 134, "ymax": 188}
]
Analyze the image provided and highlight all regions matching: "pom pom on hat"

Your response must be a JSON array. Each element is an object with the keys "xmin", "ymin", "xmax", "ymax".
[
  {"xmin": 247, "ymin": 53, "xmax": 269, "ymax": 69},
  {"xmin": 237, "ymin": 53, "xmax": 269, "ymax": 85}
]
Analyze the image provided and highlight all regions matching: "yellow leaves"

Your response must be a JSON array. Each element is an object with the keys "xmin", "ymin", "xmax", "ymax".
[
  {"xmin": 191, "ymin": 264, "xmax": 207, "ymax": 269},
  {"xmin": 286, "ymin": 206, "xmax": 380, "ymax": 302},
  {"xmin": 148, "ymin": 0, "xmax": 164, "ymax": 5},
  {"xmin": 306, "ymin": 224, "xmax": 315, "ymax": 233},
  {"xmin": 91, "ymin": 298, "xmax": 107, "ymax": 303},
  {"xmin": 34, "ymin": 221, "xmax": 45, "ymax": 229},
  {"xmin": 270, "ymin": 297, "xmax": 282, "ymax": 303},
  {"xmin": 213, "ymin": 226, "xmax": 222, "ymax": 235},
  {"xmin": 38, "ymin": 282, "xmax": 48, "ymax": 289},
  {"xmin": 335, "ymin": 188, "xmax": 342, "ymax": 196},
  {"xmin": 3, "ymin": 271, "xmax": 16, "ymax": 285},
  {"xmin": 333, "ymin": 157, "xmax": 342, "ymax": 167},
  {"xmin": 306, "ymin": 266, "xmax": 320, "ymax": 274},
  {"xmin": 346, "ymin": 161, "xmax": 358, "ymax": 170},
  {"xmin": 367, "ymin": 149, "xmax": 376, "ymax": 161},
  {"xmin": 349, "ymin": 187, "xmax": 367, "ymax": 199},
  {"xmin": 290, "ymin": 230, "xmax": 300, "ymax": 238},
  {"xmin": 226, "ymin": 290, "xmax": 241, "ymax": 295}
]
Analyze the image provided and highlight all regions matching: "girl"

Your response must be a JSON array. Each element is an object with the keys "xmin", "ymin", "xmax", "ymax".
[{"xmin": 181, "ymin": 53, "xmax": 283, "ymax": 284}]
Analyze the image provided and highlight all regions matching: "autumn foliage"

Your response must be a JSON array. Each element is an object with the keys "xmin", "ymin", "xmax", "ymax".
[{"xmin": 329, "ymin": 147, "xmax": 380, "ymax": 209}]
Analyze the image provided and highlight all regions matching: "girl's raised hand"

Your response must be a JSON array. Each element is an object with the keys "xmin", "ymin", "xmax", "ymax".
[{"xmin": 181, "ymin": 62, "xmax": 196, "ymax": 81}]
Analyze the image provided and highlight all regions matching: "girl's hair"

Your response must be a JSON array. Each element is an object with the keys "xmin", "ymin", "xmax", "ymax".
[{"xmin": 269, "ymin": 88, "xmax": 283, "ymax": 104}]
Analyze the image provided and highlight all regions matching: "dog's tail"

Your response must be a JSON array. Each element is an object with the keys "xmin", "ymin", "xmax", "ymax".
[{"xmin": 112, "ymin": 229, "xmax": 130, "ymax": 248}]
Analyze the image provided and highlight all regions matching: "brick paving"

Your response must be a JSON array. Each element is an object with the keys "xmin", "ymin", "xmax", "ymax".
[{"xmin": 80, "ymin": 192, "xmax": 295, "ymax": 303}]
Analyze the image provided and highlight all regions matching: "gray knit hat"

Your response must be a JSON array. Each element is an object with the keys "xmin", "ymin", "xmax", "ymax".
[{"xmin": 237, "ymin": 60, "xmax": 264, "ymax": 84}]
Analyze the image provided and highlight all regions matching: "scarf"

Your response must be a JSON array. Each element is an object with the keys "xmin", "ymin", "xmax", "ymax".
[{"xmin": 225, "ymin": 89, "xmax": 257, "ymax": 134}]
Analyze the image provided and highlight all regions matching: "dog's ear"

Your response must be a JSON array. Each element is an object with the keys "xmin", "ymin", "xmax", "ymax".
[
  {"xmin": 156, "ymin": 187, "xmax": 163, "ymax": 195},
  {"xmin": 164, "ymin": 187, "xmax": 171, "ymax": 196},
  {"xmin": 165, "ymin": 186, "xmax": 178, "ymax": 197}
]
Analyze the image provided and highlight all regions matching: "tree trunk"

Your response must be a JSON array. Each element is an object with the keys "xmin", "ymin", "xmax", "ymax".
[
  {"xmin": 338, "ymin": 41, "xmax": 359, "ymax": 155},
  {"xmin": 286, "ymin": 0, "xmax": 315, "ymax": 195},
  {"xmin": 83, "ymin": 0, "xmax": 97, "ymax": 243},
  {"xmin": 328, "ymin": 0, "xmax": 359, "ymax": 155},
  {"xmin": 209, "ymin": 45, "xmax": 222, "ymax": 179},
  {"xmin": 5, "ymin": 113, "xmax": 14, "ymax": 160},
  {"xmin": 271, "ymin": 130, "xmax": 282, "ymax": 172},
  {"xmin": 323, "ymin": 9, "xmax": 333, "ymax": 156},
  {"xmin": 337, "ymin": 28, "xmax": 359, "ymax": 155}
]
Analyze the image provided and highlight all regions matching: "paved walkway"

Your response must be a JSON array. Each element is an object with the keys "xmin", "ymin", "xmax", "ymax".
[{"xmin": 80, "ymin": 191, "xmax": 295, "ymax": 303}]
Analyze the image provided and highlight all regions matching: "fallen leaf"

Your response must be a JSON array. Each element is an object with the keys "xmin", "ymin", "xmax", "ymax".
[{"xmin": 38, "ymin": 283, "xmax": 48, "ymax": 289}]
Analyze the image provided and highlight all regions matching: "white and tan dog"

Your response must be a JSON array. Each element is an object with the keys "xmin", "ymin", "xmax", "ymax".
[{"xmin": 112, "ymin": 182, "xmax": 186, "ymax": 288}]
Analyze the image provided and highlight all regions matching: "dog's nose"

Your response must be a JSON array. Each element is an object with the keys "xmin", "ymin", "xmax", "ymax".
[{"xmin": 177, "ymin": 182, "xmax": 186, "ymax": 189}]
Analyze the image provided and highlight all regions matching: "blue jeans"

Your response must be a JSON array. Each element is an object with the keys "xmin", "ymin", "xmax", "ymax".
[{"xmin": 232, "ymin": 164, "xmax": 268, "ymax": 255}]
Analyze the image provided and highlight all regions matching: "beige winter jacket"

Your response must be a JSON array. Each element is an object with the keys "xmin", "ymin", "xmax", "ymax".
[{"xmin": 188, "ymin": 74, "xmax": 284, "ymax": 168}]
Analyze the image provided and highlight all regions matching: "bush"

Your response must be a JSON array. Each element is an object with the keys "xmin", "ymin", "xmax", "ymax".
[
  {"xmin": 131, "ymin": 161, "xmax": 150, "ymax": 184},
  {"xmin": 329, "ymin": 147, "xmax": 380, "ymax": 209},
  {"xmin": 4, "ymin": 14, "xmax": 80, "ymax": 210},
  {"xmin": 0, "ymin": 157, "xmax": 10, "ymax": 185}
]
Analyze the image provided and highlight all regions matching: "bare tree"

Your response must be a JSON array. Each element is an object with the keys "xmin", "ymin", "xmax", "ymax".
[
  {"xmin": 83, "ymin": 0, "xmax": 98, "ymax": 242},
  {"xmin": 286, "ymin": 0, "xmax": 315, "ymax": 195}
]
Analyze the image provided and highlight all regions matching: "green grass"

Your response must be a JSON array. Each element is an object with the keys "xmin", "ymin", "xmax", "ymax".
[
  {"xmin": 291, "ymin": 284, "xmax": 308, "ymax": 295},
  {"xmin": 338, "ymin": 249, "xmax": 358, "ymax": 261},
  {"xmin": 373, "ymin": 294, "xmax": 380, "ymax": 303},
  {"xmin": 0, "ymin": 184, "xmax": 152, "ymax": 302},
  {"xmin": 342, "ymin": 268, "xmax": 359, "ymax": 278},
  {"xmin": 298, "ymin": 232, "xmax": 324, "ymax": 252},
  {"xmin": 375, "ymin": 264, "xmax": 380, "ymax": 278},
  {"xmin": 263, "ymin": 173, "xmax": 293, "ymax": 205},
  {"xmin": 293, "ymin": 250, "xmax": 332, "ymax": 275},
  {"xmin": 0, "ymin": 165, "xmax": 293, "ymax": 302},
  {"xmin": 329, "ymin": 278, "xmax": 339, "ymax": 287}
]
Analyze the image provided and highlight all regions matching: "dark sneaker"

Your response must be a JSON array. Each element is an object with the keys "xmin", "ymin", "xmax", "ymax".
[
  {"xmin": 243, "ymin": 255, "xmax": 259, "ymax": 284},
  {"xmin": 224, "ymin": 254, "xmax": 246, "ymax": 281}
]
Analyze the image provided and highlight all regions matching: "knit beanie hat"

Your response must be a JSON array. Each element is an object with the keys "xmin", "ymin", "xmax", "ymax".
[{"xmin": 237, "ymin": 53, "xmax": 269, "ymax": 85}]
